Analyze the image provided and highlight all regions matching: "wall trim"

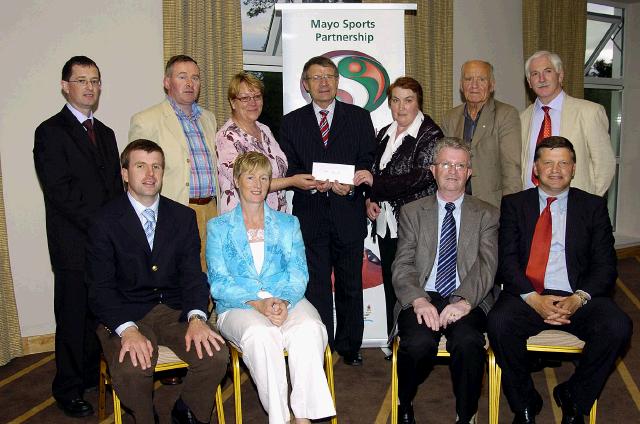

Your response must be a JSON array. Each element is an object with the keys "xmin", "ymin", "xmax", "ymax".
[
  {"xmin": 22, "ymin": 333, "xmax": 54, "ymax": 355},
  {"xmin": 617, "ymin": 245, "xmax": 640, "ymax": 259}
]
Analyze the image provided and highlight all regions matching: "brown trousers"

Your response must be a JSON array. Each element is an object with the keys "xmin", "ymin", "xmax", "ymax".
[{"xmin": 98, "ymin": 305, "xmax": 228, "ymax": 423}]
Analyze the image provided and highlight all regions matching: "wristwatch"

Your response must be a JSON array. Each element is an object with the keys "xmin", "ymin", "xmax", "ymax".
[
  {"xmin": 188, "ymin": 314, "xmax": 207, "ymax": 323},
  {"xmin": 574, "ymin": 290, "xmax": 590, "ymax": 306}
]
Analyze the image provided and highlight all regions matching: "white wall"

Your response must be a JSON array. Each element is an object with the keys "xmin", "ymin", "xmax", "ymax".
[
  {"xmin": 0, "ymin": 0, "xmax": 164, "ymax": 337},
  {"xmin": 452, "ymin": 0, "xmax": 525, "ymax": 110}
]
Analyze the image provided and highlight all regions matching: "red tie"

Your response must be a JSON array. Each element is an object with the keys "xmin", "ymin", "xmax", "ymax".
[
  {"xmin": 319, "ymin": 110, "xmax": 329, "ymax": 148},
  {"xmin": 525, "ymin": 196, "xmax": 557, "ymax": 294},
  {"xmin": 531, "ymin": 106, "xmax": 552, "ymax": 185},
  {"xmin": 83, "ymin": 119, "xmax": 96, "ymax": 146}
]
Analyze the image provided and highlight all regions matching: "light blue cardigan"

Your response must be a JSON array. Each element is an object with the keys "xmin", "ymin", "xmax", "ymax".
[{"xmin": 206, "ymin": 204, "xmax": 309, "ymax": 314}]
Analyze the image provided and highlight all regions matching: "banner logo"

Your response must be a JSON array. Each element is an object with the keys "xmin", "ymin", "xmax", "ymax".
[{"xmin": 300, "ymin": 50, "xmax": 390, "ymax": 112}]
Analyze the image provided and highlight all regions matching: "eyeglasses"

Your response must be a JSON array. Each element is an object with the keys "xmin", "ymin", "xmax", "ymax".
[
  {"xmin": 305, "ymin": 74, "xmax": 337, "ymax": 82},
  {"xmin": 67, "ymin": 78, "xmax": 102, "ymax": 87},
  {"xmin": 435, "ymin": 162, "xmax": 469, "ymax": 171},
  {"xmin": 235, "ymin": 94, "xmax": 263, "ymax": 103}
]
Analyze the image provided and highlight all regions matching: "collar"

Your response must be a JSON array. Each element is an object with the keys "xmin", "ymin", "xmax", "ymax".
[
  {"xmin": 436, "ymin": 191, "xmax": 465, "ymax": 210},
  {"xmin": 463, "ymin": 103, "xmax": 484, "ymax": 122},
  {"xmin": 535, "ymin": 90, "xmax": 565, "ymax": 112},
  {"xmin": 66, "ymin": 103, "xmax": 93, "ymax": 124},
  {"xmin": 167, "ymin": 96, "xmax": 202, "ymax": 120},
  {"xmin": 312, "ymin": 99, "xmax": 336, "ymax": 116},
  {"xmin": 537, "ymin": 186, "xmax": 569, "ymax": 202},
  {"xmin": 383, "ymin": 111, "xmax": 425, "ymax": 141},
  {"xmin": 127, "ymin": 192, "xmax": 160, "ymax": 217}
]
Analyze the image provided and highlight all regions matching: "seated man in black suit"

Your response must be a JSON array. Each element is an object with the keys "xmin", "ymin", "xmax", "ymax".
[
  {"xmin": 86, "ymin": 139, "xmax": 228, "ymax": 424},
  {"xmin": 487, "ymin": 136, "xmax": 632, "ymax": 424}
]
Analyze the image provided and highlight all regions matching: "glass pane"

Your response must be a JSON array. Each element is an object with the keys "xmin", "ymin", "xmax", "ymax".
[
  {"xmin": 587, "ymin": 3, "xmax": 615, "ymax": 15},
  {"xmin": 241, "ymin": 1, "xmax": 276, "ymax": 52},
  {"xmin": 247, "ymin": 71, "xmax": 283, "ymax": 139}
]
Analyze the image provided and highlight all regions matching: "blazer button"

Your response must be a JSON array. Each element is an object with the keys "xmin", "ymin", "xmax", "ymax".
[
  {"xmin": 186, "ymin": 158, "xmax": 190, "ymax": 163},
  {"xmin": 185, "ymin": 182, "xmax": 190, "ymax": 187},
  {"xmin": 151, "ymin": 265, "xmax": 158, "ymax": 271}
]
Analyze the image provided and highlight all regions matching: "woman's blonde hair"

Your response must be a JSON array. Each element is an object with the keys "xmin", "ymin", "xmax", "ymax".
[{"xmin": 233, "ymin": 151, "xmax": 273, "ymax": 185}]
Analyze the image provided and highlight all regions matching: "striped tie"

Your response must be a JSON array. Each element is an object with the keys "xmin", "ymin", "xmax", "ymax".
[
  {"xmin": 435, "ymin": 202, "xmax": 457, "ymax": 298},
  {"xmin": 319, "ymin": 110, "xmax": 329, "ymax": 147},
  {"xmin": 142, "ymin": 208, "xmax": 156, "ymax": 248}
]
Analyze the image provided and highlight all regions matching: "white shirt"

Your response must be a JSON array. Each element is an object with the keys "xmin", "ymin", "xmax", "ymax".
[
  {"xmin": 312, "ymin": 99, "xmax": 336, "ymax": 128},
  {"xmin": 424, "ymin": 193, "xmax": 464, "ymax": 292},
  {"xmin": 376, "ymin": 111, "xmax": 425, "ymax": 239},
  {"xmin": 524, "ymin": 91, "xmax": 565, "ymax": 189},
  {"xmin": 65, "ymin": 102, "xmax": 93, "ymax": 126}
]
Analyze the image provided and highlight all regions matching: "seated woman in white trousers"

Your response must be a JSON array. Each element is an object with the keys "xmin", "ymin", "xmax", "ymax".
[{"xmin": 206, "ymin": 152, "xmax": 335, "ymax": 424}]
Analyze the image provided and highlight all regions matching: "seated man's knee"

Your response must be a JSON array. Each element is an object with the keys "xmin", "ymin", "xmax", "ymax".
[{"xmin": 400, "ymin": 333, "xmax": 438, "ymax": 360}]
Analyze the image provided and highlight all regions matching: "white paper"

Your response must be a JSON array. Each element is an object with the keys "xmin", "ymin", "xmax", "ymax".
[{"xmin": 312, "ymin": 162, "xmax": 355, "ymax": 185}]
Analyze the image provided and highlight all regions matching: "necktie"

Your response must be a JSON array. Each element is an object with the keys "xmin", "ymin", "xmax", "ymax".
[
  {"xmin": 525, "ymin": 196, "xmax": 557, "ymax": 293},
  {"xmin": 319, "ymin": 110, "xmax": 329, "ymax": 147},
  {"xmin": 83, "ymin": 119, "xmax": 96, "ymax": 146},
  {"xmin": 142, "ymin": 208, "xmax": 156, "ymax": 248},
  {"xmin": 435, "ymin": 202, "xmax": 457, "ymax": 298},
  {"xmin": 531, "ymin": 106, "xmax": 551, "ymax": 185}
]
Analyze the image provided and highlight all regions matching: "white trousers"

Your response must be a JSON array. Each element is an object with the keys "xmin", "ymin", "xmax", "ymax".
[{"xmin": 218, "ymin": 298, "xmax": 336, "ymax": 424}]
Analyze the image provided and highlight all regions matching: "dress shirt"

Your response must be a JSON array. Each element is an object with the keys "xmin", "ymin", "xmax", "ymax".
[
  {"xmin": 524, "ymin": 91, "xmax": 565, "ymax": 189},
  {"xmin": 312, "ymin": 99, "xmax": 336, "ymax": 128},
  {"xmin": 167, "ymin": 96, "xmax": 217, "ymax": 199},
  {"xmin": 375, "ymin": 111, "xmax": 425, "ymax": 239},
  {"xmin": 424, "ymin": 193, "xmax": 464, "ymax": 292},
  {"xmin": 463, "ymin": 103, "xmax": 482, "ymax": 142},
  {"xmin": 65, "ymin": 103, "xmax": 93, "ymax": 127},
  {"xmin": 115, "ymin": 192, "xmax": 206, "ymax": 336}
]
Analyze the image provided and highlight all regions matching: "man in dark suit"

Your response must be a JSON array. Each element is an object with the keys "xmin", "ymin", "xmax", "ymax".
[
  {"xmin": 86, "ymin": 140, "xmax": 228, "ymax": 424},
  {"xmin": 487, "ymin": 137, "xmax": 632, "ymax": 424},
  {"xmin": 33, "ymin": 56, "xmax": 123, "ymax": 417},
  {"xmin": 392, "ymin": 137, "xmax": 499, "ymax": 424},
  {"xmin": 279, "ymin": 56, "xmax": 376, "ymax": 365}
]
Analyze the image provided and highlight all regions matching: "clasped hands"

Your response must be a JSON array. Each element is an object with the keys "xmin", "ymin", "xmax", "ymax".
[
  {"xmin": 525, "ymin": 292, "xmax": 583, "ymax": 325},
  {"xmin": 412, "ymin": 297, "xmax": 471, "ymax": 331},
  {"xmin": 119, "ymin": 318, "xmax": 225, "ymax": 369},
  {"xmin": 248, "ymin": 297, "xmax": 289, "ymax": 327}
]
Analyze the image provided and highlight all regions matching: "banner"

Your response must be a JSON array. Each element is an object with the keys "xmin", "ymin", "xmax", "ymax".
[{"xmin": 277, "ymin": 3, "xmax": 416, "ymax": 347}]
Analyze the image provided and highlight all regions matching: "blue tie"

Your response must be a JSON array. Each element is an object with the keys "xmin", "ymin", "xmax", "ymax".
[
  {"xmin": 435, "ymin": 202, "xmax": 457, "ymax": 298},
  {"xmin": 142, "ymin": 208, "xmax": 156, "ymax": 248}
]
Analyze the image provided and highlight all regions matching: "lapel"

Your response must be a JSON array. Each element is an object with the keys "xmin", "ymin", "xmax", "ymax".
[
  {"xmin": 261, "ymin": 205, "xmax": 278, "ymax": 278},
  {"xmin": 457, "ymin": 197, "xmax": 479, "ymax": 277},
  {"xmin": 151, "ymin": 197, "xmax": 174, "ymax": 260},
  {"xmin": 60, "ymin": 106, "xmax": 99, "ymax": 161},
  {"xmin": 523, "ymin": 189, "xmax": 541, "ymax": 257},
  {"xmin": 327, "ymin": 100, "xmax": 347, "ymax": 149},
  {"xmin": 451, "ymin": 106, "xmax": 466, "ymax": 139},
  {"xmin": 471, "ymin": 98, "xmax": 495, "ymax": 148},
  {"xmin": 559, "ymin": 94, "xmax": 577, "ymax": 141},
  {"xmin": 161, "ymin": 99, "xmax": 189, "ymax": 146},
  {"xmin": 564, "ymin": 188, "xmax": 577, "ymax": 284},
  {"xmin": 301, "ymin": 103, "xmax": 325, "ymax": 149},
  {"xmin": 229, "ymin": 206, "xmax": 258, "ymax": 276},
  {"xmin": 419, "ymin": 196, "xmax": 439, "ymax": 275},
  {"xmin": 117, "ymin": 195, "xmax": 152, "ymax": 255}
]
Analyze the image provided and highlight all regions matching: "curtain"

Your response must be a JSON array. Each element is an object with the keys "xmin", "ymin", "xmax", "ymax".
[
  {"xmin": 163, "ymin": 0, "xmax": 244, "ymax": 123},
  {"xmin": 365, "ymin": 0, "xmax": 453, "ymax": 123},
  {"xmin": 522, "ymin": 0, "xmax": 587, "ymax": 101},
  {"xmin": 0, "ymin": 160, "xmax": 22, "ymax": 365}
]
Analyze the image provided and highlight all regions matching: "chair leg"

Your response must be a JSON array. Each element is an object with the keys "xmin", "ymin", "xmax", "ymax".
[
  {"xmin": 215, "ymin": 384, "xmax": 225, "ymax": 424},
  {"xmin": 231, "ymin": 346, "xmax": 243, "ymax": 424},
  {"xmin": 113, "ymin": 389, "xmax": 123, "ymax": 424},
  {"xmin": 98, "ymin": 356, "xmax": 108, "ymax": 421},
  {"xmin": 324, "ymin": 346, "xmax": 337, "ymax": 424},
  {"xmin": 589, "ymin": 399, "xmax": 597, "ymax": 424},
  {"xmin": 391, "ymin": 337, "xmax": 399, "ymax": 424},
  {"xmin": 488, "ymin": 351, "xmax": 501, "ymax": 424}
]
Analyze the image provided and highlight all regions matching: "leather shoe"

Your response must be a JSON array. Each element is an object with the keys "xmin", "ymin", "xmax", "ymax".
[
  {"xmin": 512, "ymin": 391, "xmax": 542, "ymax": 424},
  {"xmin": 398, "ymin": 402, "xmax": 416, "ymax": 424},
  {"xmin": 171, "ymin": 397, "xmax": 209, "ymax": 424},
  {"xmin": 342, "ymin": 351, "xmax": 363, "ymax": 366},
  {"xmin": 553, "ymin": 382, "xmax": 585, "ymax": 424},
  {"xmin": 56, "ymin": 398, "xmax": 94, "ymax": 418}
]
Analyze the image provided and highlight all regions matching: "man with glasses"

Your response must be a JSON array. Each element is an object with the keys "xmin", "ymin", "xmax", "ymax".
[
  {"xmin": 129, "ymin": 55, "xmax": 218, "ymax": 271},
  {"xmin": 392, "ymin": 137, "xmax": 499, "ymax": 424},
  {"xmin": 279, "ymin": 56, "xmax": 376, "ymax": 366},
  {"xmin": 34, "ymin": 55, "xmax": 123, "ymax": 417}
]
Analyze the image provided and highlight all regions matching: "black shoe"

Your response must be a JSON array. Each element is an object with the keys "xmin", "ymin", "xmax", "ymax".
[
  {"xmin": 56, "ymin": 398, "xmax": 94, "ymax": 418},
  {"xmin": 398, "ymin": 402, "xmax": 416, "ymax": 424},
  {"xmin": 342, "ymin": 351, "xmax": 363, "ymax": 366},
  {"xmin": 553, "ymin": 382, "xmax": 585, "ymax": 424},
  {"xmin": 171, "ymin": 397, "xmax": 209, "ymax": 424},
  {"xmin": 512, "ymin": 391, "xmax": 542, "ymax": 424}
]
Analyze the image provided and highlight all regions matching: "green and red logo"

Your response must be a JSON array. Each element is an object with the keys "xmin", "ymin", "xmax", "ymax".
[{"xmin": 301, "ymin": 50, "xmax": 390, "ymax": 112}]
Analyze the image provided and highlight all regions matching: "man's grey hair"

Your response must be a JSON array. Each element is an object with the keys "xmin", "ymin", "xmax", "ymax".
[
  {"xmin": 433, "ymin": 137, "xmax": 472, "ymax": 166},
  {"xmin": 524, "ymin": 50, "xmax": 563, "ymax": 79},
  {"xmin": 461, "ymin": 60, "xmax": 495, "ymax": 84}
]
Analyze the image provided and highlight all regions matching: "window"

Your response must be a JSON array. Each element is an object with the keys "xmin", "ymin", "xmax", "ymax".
[{"xmin": 585, "ymin": 2, "xmax": 624, "ymax": 229}]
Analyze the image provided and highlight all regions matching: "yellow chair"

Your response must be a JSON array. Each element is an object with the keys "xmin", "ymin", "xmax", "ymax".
[
  {"xmin": 229, "ymin": 343, "xmax": 337, "ymax": 424},
  {"xmin": 98, "ymin": 345, "xmax": 225, "ymax": 424},
  {"xmin": 488, "ymin": 329, "xmax": 597, "ymax": 424},
  {"xmin": 391, "ymin": 336, "xmax": 496, "ymax": 424}
]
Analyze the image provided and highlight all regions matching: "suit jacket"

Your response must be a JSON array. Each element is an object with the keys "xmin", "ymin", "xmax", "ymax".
[
  {"xmin": 206, "ymin": 204, "xmax": 308, "ymax": 315},
  {"xmin": 85, "ymin": 194, "xmax": 209, "ymax": 332},
  {"xmin": 34, "ymin": 106, "xmax": 123, "ymax": 270},
  {"xmin": 499, "ymin": 187, "xmax": 617, "ymax": 297},
  {"xmin": 442, "ymin": 97, "xmax": 522, "ymax": 208},
  {"xmin": 520, "ymin": 94, "xmax": 615, "ymax": 196},
  {"xmin": 392, "ymin": 194, "xmax": 499, "ymax": 323},
  {"xmin": 129, "ymin": 99, "xmax": 219, "ymax": 205},
  {"xmin": 279, "ymin": 101, "xmax": 376, "ymax": 241}
]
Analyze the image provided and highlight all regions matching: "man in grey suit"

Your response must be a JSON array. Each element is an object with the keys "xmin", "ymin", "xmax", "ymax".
[
  {"xmin": 392, "ymin": 137, "xmax": 499, "ymax": 424},
  {"xmin": 442, "ymin": 60, "xmax": 522, "ymax": 208}
]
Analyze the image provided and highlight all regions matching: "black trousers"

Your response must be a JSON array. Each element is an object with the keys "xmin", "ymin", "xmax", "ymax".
[
  {"xmin": 52, "ymin": 268, "xmax": 100, "ymax": 402},
  {"xmin": 302, "ymin": 208, "xmax": 364, "ymax": 354},
  {"xmin": 397, "ymin": 293, "xmax": 487, "ymax": 422},
  {"xmin": 487, "ymin": 292, "xmax": 632, "ymax": 415},
  {"xmin": 377, "ymin": 232, "xmax": 398, "ymax": 337}
]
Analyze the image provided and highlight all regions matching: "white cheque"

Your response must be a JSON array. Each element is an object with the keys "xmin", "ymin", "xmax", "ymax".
[{"xmin": 312, "ymin": 162, "xmax": 355, "ymax": 185}]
